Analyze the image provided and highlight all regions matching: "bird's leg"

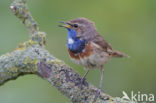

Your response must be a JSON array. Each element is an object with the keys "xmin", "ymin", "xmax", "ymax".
[
  {"xmin": 99, "ymin": 67, "xmax": 104, "ymax": 90},
  {"xmin": 93, "ymin": 66, "xmax": 104, "ymax": 102},
  {"xmin": 79, "ymin": 69, "xmax": 89, "ymax": 89},
  {"xmin": 81, "ymin": 69, "xmax": 89, "ymax": 84}
]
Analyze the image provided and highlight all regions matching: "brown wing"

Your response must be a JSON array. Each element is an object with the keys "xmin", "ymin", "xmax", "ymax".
[
  {"xmin": 92, "ymin": 34, "xmax": 112, "ymax": 52},
  {"xmin": 92, "ymin": 34, "xmax": 128, "ymax": 57}
]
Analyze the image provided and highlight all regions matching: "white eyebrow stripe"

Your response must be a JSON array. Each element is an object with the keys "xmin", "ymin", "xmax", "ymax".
[{"xmin": 68, "ymin": 38, "xmax": 74, "ymax": 44}]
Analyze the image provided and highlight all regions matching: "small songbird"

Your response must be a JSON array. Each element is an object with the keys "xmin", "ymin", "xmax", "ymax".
[{"xmin": 59, "ymin": 17, "xmax": 127, "ymax": 98}]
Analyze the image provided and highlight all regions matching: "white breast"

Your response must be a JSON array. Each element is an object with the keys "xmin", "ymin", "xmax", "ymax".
[{"xmin": 68, "ymin": 38, "xmax": 74, "ymax": 44}]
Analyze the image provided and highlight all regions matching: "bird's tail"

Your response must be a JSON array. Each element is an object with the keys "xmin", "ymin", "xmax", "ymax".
[{"xmin": 111, "ymin": 50, "xmax": 129, "ymax": 58}]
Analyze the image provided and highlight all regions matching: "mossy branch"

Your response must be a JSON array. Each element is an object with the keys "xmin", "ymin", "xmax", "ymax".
[{"xmin": 0, "ymin": 0, "xmax": 134, "ymax": 103}]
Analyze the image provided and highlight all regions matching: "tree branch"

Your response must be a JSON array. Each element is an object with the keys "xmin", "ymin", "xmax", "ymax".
[{"xmin": 0, "ymin": 0, "xmax": 134, "ymax": 103}]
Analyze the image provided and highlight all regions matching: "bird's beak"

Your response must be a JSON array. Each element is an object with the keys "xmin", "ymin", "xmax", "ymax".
[{"xmin": 58, "ymin": 21, "xmax": 72, "ymax": 29}]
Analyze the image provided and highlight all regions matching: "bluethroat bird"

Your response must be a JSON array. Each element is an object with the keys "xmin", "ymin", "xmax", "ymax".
[{"xmin": 59, "ymin": 17, "xmax": 127, "ymax": 99}]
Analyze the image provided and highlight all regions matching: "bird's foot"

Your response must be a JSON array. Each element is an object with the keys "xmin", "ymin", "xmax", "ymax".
[
  {"xmin": 81, "ymin": 77, "xmax": 86, "ymax": 84},
  {"xmin": 79, "ymin": 77, "xmax": 86, "ymax": 89},
  {"xmin": 93, "ymin": 88, "xmax": 102, "ymax": 103}
]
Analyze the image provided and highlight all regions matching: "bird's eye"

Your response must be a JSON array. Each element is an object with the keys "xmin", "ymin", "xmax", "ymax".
[{"xmin": 73, "ymin": 24, "xmax": 78, "ymax": 28}]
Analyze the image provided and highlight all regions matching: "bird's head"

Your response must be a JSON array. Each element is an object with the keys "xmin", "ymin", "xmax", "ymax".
[{"xmin": 59, "ymin": 17, "xmax": 97, "ymax": 40}]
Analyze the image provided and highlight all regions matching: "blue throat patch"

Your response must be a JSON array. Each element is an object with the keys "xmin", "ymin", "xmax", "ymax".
[{"xmin": 67, "ymin": 28, "xmax": 86, "ymax": 53}]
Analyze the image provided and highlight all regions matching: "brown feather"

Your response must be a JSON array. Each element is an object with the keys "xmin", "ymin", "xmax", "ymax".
[
  {"xmin": 68, "ymin": 43, "xmax": 93, "ymax": 60},
  {"xmin": 93, "ymin": 34, "xmax": 128, "ymax": 58},
  {"xmin": 111, "ymin": 50, "xmax": 127, "ymax": 57},
  {"xmin": 93, "ymin": 34, "xmax": 112, "ymax": 51}
]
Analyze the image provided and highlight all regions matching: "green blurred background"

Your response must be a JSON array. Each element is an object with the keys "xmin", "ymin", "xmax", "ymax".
[{"xmin": 0, "ymin": 0, "xmax": 156, "ymax": 103}]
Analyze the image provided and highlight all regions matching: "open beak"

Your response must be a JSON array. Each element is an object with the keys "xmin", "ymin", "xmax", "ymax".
[{"xmin": 58, "ymin": 21, "xmax": 72, "ymax": 29}]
